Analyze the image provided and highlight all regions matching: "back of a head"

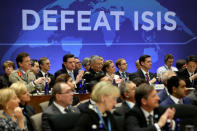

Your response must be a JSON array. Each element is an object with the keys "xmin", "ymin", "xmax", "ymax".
[
  {"xmin": 132, "ymin": 77, "xmax": 146, "ymax": 87},
  {"xmin": 55, "ymin": 73, "xmax": 70, "ymax": 84},
  {"xmin": 10, "ymin": 82, "xmax": 27, "ymax": 97},
  {"xmin": 186, "ymin": 55, "xmax": 197, "ymax": 64},
  {"xmin": 91, "ymin": 81, "xmax": 120, "ymax": 103},
  {"xmin": 176, "ymin": 59, "xmax": 186, "ymax": 70},
  {"xmin": 135, "ymin": 83, "xmax": 154, "ymax": 106},
  {"xmin": 167, "ymin": 76, "xmax": 181, "ymax": 95},
  {"xmin": 0, "ymin": 88, "xmax": 15, "ymax": 107},
  {"xmin": 161, "ymin": 70, "xmax": 176, "ymax": 86}
]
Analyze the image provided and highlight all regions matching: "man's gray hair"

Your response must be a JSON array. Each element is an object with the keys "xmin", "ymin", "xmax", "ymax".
[
  {"xmin": 82, "ymin": 57, "xmax": 90, "ymax": 66},
  {"xmin": 90, "ymin": 55, "xmax": 100, "ymax": 64}
]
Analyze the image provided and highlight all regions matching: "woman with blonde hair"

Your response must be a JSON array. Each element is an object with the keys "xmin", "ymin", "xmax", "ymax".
[
  {"xmin": 10, "ymin": 82, "xmax": 35, "ymax": 131},
  {"xmin": 73, "ymin": 81, "xmax": 120, "ymax": 131},
  {"xmin": 0, "ymin": 88, "xmax": 26, "ymax": 130}
]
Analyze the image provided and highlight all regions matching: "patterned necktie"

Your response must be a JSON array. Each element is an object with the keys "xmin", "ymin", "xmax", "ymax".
[
  {"xmin": 147, "ymin": 114, "xmax": 153, "ymax": 125},
  {"xmin": 121, "ymin": 72, "xmax": 126, "ymax": 79},
  {"xmin": 64, "ymin": 107, "xmax": 71, "ymax": 113},
  {"xmin": 145, "ymin": 73, "xmax": 149, "ymax": 82}
]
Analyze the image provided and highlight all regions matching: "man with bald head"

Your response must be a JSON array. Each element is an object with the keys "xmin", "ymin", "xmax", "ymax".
[{"xmin": 42, "ymin": 82, "xmax": 79, "ymax": 131}]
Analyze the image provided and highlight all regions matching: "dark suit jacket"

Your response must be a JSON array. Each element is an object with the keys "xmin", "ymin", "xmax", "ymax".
[
  {"xmin": 177, "ymin": 69, "xmax": 197, "ymax": 87},
  {"xmin": 54, "ymin": 66, "xmax": 78, "ymax": 80},
  {"xmin": 129, "ymin": 69, "xmax": 156, "ymax": 84},
  {"xmin": 157, "ymin": 88, "xmax": 169, "ymax": 103},
  {"xmin": 125, "ymin": 105, "xmax": 166, "ymax": 131},
  {"xmin": 42, "ymin": 103, "xmax": 79, "ymax": 131},
  {"xmin": 73, "ymin": 109, "xmax": 120, "ymax": 131},
  {"xmin": 77, "ymin": 99, "xmax": 91, "ymax": 112},
  {"xmin": 36, "ymin": 71, "xmax": 54, "ymax": 89},
  {"xmin": 20, "ymin": 103, "xmax": 35, "ymax": 131},
  {"xmin": 115, "ymin": 71, "xmax": 130, "ymax": 79},
  {"xmin": 113, "ymin": 101, "xmax": 131, "ymax": 116},
  {"xmin": 160, "ymin": 96, "xmax": 193, "ymax": 107}
]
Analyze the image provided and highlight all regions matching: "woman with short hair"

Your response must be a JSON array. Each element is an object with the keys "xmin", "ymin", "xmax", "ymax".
[
  {"xmin": 10, "ymin": 82, "xmax": 35, "ymax": 131},
  {"xmin": 73, "ymin": 81, "xmax": 120, "ymax": 131},
  {"xmin": 0, "ymin": 88, "xmax": 26, "ymax": 131}
]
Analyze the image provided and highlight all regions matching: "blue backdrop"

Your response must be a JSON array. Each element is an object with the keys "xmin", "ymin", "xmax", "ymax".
[{"xmin": 0, "ymin": 0, "xmax": 197, "ymax": 74}]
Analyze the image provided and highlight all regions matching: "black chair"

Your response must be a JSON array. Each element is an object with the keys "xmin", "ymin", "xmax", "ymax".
[
  {"xmin": 48, "ymin": 112, "xmax": 81, "ymax": 131},
  {"xmin": 167, "ymin": 104, "xmax": 197, "ymax": 131}
]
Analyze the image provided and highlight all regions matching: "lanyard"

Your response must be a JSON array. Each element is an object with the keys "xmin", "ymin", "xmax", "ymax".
[{"xmin": 94, "ymin": 105, "xmax": 111, "ymax": 131}]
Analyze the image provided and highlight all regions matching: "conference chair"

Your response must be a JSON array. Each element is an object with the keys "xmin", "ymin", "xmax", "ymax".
[
  {"xmin": 39, "ymin": 101, "xmax": 49, "ymax": 112},
  {"xmin": 30, "ymin": 113, "xmax": 42, "ymax": 131}
]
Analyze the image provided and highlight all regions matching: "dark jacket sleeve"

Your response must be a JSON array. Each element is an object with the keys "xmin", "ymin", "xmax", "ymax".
[{"xmin": 42, "ymin": 112, "xmax": 52, "ymax": 131}]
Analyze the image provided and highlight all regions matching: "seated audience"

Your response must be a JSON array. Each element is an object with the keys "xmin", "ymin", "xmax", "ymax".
[
  {"xmin": 10, "ymin": 82, "xmax": 35, "ymax": 131},
  {"xmin": 0, "ymin": 88, "xmax": 26, "ymax": 131},
  {"xmin": 126, "ymin": 83, "xmax": 176, "ymax": 131},
  {"xmin": 73, "ymin": 81, "xmax": 120, "ymax": 131},
  {"xmin": 157, "ymin": 54, "xmax": 178, "ymax": 78},
  {"xmin": 130, "ymin": 55, "xmax": 156, "ymax": 85},
  {"xmin": 0, "ymin": 60, "xmax": 15, "ymax": 88},
  {"xmin": 176, "ymin": 59, "xmax": 186, "ymax": 71},
  {"xmin": 158, "ymin": 71, "xmax": 176, "ymax": 103},
  {"xmin": 177, "ymin": 55, "xmax": 197, "ymax": 87},
  {"xmin": 131, "ymin": 77, "xmax": 146, "ymax": 87},
  {"xmin": 42, "ymin": 82, "xmax": 79, "ymax": 131},
  {"xmin": 9, "ymin": 52, "xmax": 45, "ymax": 93},
  {"xmin": 114, "ymin": 81, "xmax": 136, "ymax": 116},
  {"xmin": 160, "ymin": 76, "xmax": 193, "ymax": 106},
  {"xmin": 30, "ymin": 59, "xmax": 39, "ymax": 76}
]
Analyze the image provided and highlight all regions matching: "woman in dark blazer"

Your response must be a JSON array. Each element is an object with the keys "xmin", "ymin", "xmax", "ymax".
[{"xmin": 73, "ymin": 81, "xmax": 120, "ymax": 131}]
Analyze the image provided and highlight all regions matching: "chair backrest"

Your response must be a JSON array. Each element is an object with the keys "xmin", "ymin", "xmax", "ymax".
[
  {"xmin": 0, "ymin": 110, "xmax": 3, "ymax": 114},
  {"xmin": 48, "ymin": 112, "xmax": 81, "ymax": 131},
  {"xmin": 39, "ymin": 101, "xmax": 49, "ymax": 112},
  {"xmin": 30, "ymin": 113, "xmax": 42, "ymax": 131}
]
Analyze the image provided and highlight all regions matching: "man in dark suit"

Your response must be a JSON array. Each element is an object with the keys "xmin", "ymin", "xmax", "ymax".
[
  {"xmin": 37, "ymin": 57, "xmax": 54, "ymax": 89},
  {"xmin": 177, "ymin": 55, "xmax": 197, "ymax": 88},
  {"xmin": 115, "ymin": 58, "xmax": 130, "ymax": 80},
  {"xmin": 130, "ymin": 55, "xmax": 156, "ymax": 85},
  {"xmin": 42, "ymin": 82, "xmax": 79, "ymax": 131},
  {"xmin": 114, "ymin": 81, "xmax": 136, "ymax": 116},
  {"xmin": 126, "ymin": 83, "xmax": 176, "ymax": 131},
  {"xmin": 160, "ymin": 76, "xmax": 193, "ymax": 106},
  {"xmin": 158, "ymin": 70, "xmax": 176, "ymax": 103},
  {"xmin": 83, "ymin": 55, "xmax": 103, "ymax": 84},
  {"xmin": 54, "ymin": 54, "xmax": 84, "ymax": 91}
]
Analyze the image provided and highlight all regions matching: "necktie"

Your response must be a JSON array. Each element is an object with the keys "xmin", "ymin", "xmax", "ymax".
[
  {"xmin": 145, "ymin": 73, "xmax": 149, "ymax": 82},
  {"xmin": 64, "ymin": 107, "xmax": 71, "ymax": 113},
  {"xmin": 69, "ymin": 72, "xmax": 75, "ymax": 81},
  {"xmin": 122, "ymin": 72, "xmax": 126, "ymax": 79},
  {"xmin": 147, "ymin": 114, "xmax": 153, "ymax": 125}
]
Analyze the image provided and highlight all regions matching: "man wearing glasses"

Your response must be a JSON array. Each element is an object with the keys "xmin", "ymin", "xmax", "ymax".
[{"xmin": 42, "ymin": 82, "xmax": 79, "ymax": 131}]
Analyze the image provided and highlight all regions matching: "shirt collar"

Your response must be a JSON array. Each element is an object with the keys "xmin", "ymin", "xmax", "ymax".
[
  {"xmin": 141, "ymin": 68, "xmax": 149, "ymax": 75},
  {"xmin": 187, "ymin": 69, "xmax": 194, "ymax": 76},
  {"xmin": 141, "ymin": 107, "xmax": 154, "ymax": 119},
  {"xmin": 66, "ymin": 69, "xmax": 73, "ymax": 74},
  {"xmin": 53, "ymin": 101, "xmax": 68, "ymax": 114},
  {"xmin": 126, "ymin": 101, "xmax": 135, "ymax": 109},
  {"xmin": 170, "ymin": 95, "xmax": 181, "ymax": 104},
  {"xmin": 41, "ymin": 70, "xmax": 47, "ymax": 77}
]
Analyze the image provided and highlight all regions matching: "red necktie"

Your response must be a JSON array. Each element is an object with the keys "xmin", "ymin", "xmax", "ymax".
[{"xmin": 145, "ymin": 73, "xmax": 149, "ymax": 82}]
